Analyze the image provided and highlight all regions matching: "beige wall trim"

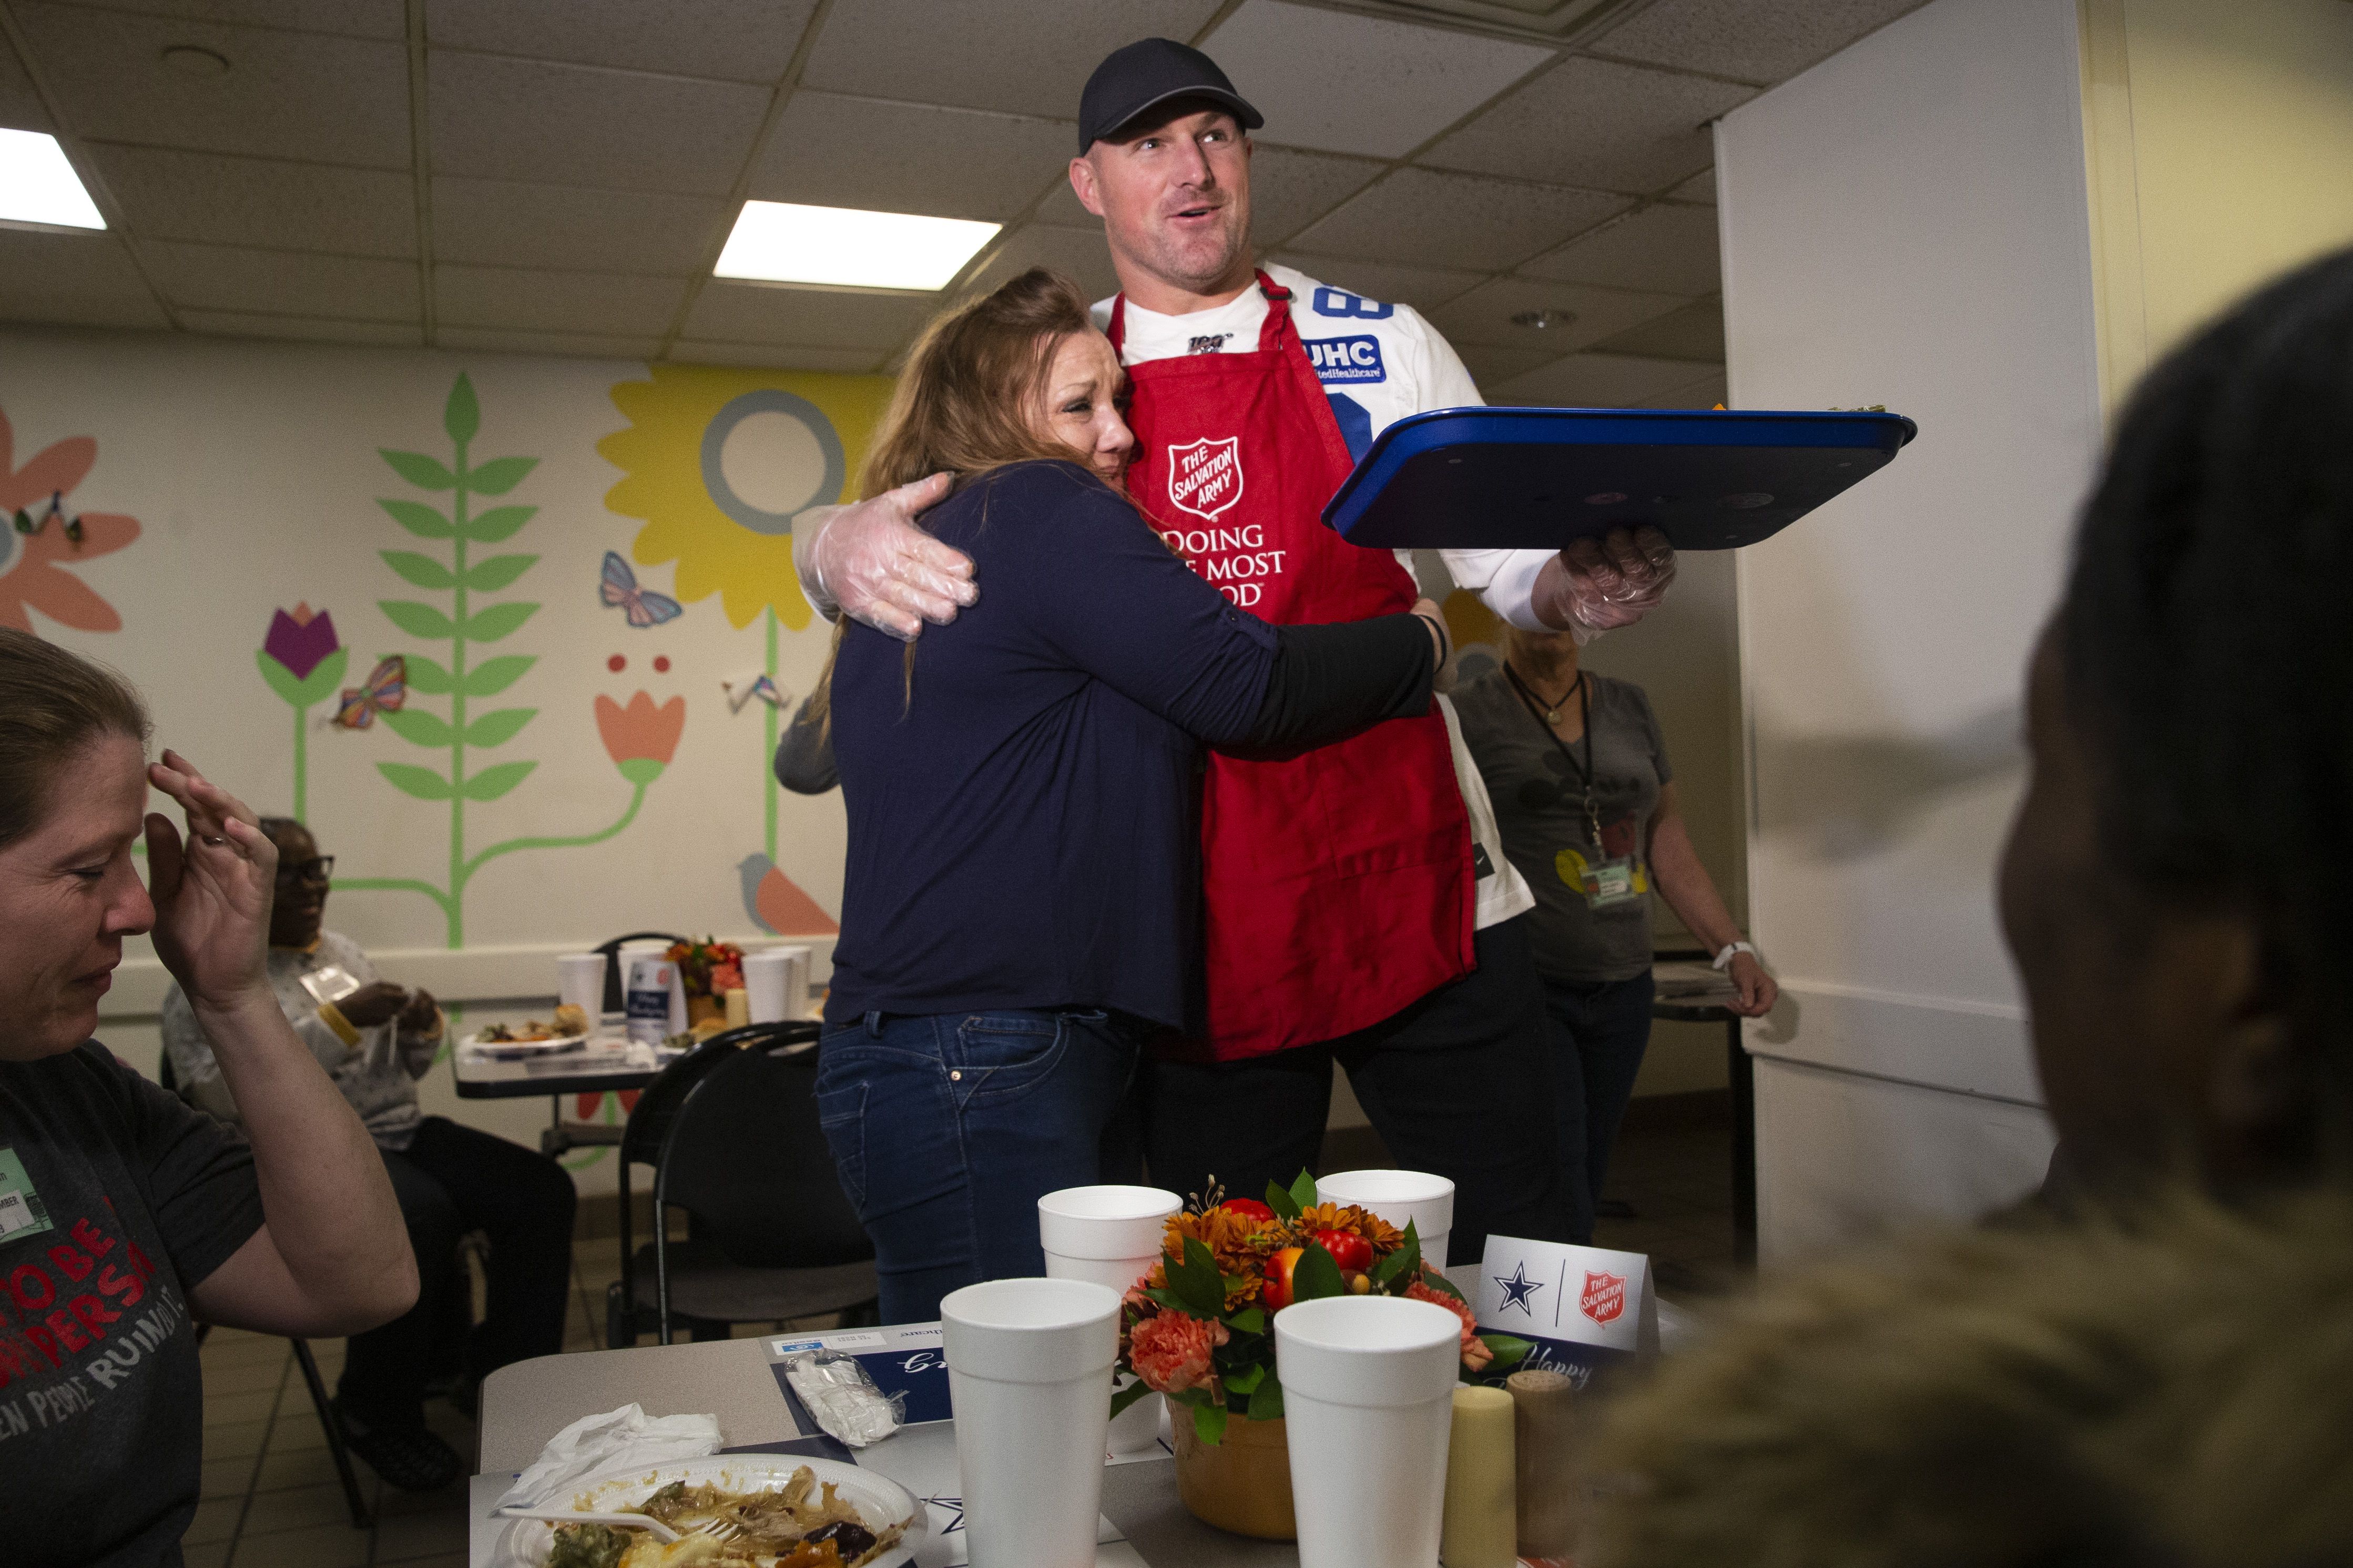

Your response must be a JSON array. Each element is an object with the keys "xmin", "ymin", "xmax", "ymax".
[{"xmin": 2079, "ymin": 0, "xmax": 2151, "ymax": 420}]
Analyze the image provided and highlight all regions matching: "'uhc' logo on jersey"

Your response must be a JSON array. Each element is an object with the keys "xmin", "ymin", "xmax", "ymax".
[
  {"xmin": 1312, "ymin": 286, "xmax": 1394, "ymax": 321},
  {"xmin": 1303, "ymin": 335, "xmax": 1387, "ymax": 385}
]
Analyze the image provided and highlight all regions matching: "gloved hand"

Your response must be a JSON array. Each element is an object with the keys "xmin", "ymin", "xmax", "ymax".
[
  {"xmin": 794, "ymin": 472, "xmax": 973, "ymax": 641},
  {"xmin": 1536, "ymin": 525, "xmax": 1676, "ymax": 643}
]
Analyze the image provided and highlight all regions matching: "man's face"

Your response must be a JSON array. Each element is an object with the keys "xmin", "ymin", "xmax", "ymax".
[
  {"xmin": 1997, "ymin": 626, "xmax": 2284, "ymax": 1185},
  {"xmin": 267, "ymin": 819, "xmax": 328, "ymax": 949},
  {"xmin": 0, "ymin": 733, "xmax": 155, "ymax": 1062},
  {"xmin": 1071, "ymin": 105, "xmax": 1253, "ymax": 298}
]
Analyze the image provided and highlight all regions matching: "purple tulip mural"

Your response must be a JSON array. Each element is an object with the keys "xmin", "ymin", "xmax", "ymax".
[{"xmin": 255, "ymin": 603, "xmax": 348, "ymax": 823}]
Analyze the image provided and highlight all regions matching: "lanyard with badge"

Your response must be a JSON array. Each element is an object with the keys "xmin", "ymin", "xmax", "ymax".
[{"xmin": 1505, "ymin": 664, "xmax": 1645, "ymax": 909}]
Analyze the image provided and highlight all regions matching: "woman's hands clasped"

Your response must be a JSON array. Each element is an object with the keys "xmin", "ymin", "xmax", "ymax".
[{"xmin": 145, "ymin": 748, "xmax": 276, "ymax": 1017}]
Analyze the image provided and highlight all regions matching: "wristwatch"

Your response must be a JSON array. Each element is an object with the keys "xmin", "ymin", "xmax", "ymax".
[{"xmin": 1712, "ymin": 941, "xmax": 1757, "ymax": 971}]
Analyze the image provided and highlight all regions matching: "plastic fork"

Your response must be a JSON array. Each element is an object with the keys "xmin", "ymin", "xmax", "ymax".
[{"xmin": 497, "ymin": 1509, "xmax": 680, "ymax": 1543}]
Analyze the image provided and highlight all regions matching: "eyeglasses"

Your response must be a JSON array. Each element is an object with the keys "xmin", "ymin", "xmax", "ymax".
[{"xmin": 275, "ymin": 855, "xmax": 335, "ymax": 886}]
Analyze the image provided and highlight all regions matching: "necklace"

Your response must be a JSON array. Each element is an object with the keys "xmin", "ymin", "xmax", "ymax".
[{"xmin": 1505, "ymin": 662, "xmax": 1583, "ymax": 726}]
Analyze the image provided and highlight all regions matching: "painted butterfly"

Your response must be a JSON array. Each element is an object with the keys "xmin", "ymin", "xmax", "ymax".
[
  {"xmin": 722, "ymin": 672, "xmax": 786, "ymax": 713},
  {"xmin": 600, "ymin": 551, "xmax": 683, "ymax": 628},
  {"xmin": 334, "ymin": 655, "xmax": 408, "ymax": 730}
]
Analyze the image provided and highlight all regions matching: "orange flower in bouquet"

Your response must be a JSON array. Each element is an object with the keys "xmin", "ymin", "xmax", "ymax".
[
  {"xmin": 665, "ymin": 936, "xmax": 745, "ymax": 999},
  {"xmin": 1113, "ymin": 1170, "xmax": 1529, "ymax": 1446}
]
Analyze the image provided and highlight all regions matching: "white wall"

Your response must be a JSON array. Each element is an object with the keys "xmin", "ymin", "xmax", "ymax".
[{"xmin": 1718, "ymin": 0, "xmax": 2105, "ymax": 1257}]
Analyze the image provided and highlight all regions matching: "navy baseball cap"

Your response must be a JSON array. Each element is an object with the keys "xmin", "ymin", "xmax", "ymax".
[{"xmin": 1077, "ymin": 38, "xmax": 1263, "ymax": 152}]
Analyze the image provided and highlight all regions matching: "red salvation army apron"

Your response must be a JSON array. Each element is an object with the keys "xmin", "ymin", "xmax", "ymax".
[{"xmin": 1108, "ymin": 272, "xmax": 1475, "ymax": 1060}]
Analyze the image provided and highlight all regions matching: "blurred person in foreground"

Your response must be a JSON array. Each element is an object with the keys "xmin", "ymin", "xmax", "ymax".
[
  {"xmin": 1580, "ymin": 246, "xmax": 2353, "ymax": 1566},
  {"xmin": 0, "ymin": 629, "xmax": 412, "ymax": 1568},
  {"xmin": 161, "ymin": 817, "xmax": 575, "ymax": 1492}
]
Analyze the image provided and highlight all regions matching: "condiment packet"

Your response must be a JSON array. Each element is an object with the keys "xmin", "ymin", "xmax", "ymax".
[
  {"xmin": 783, "ymin": 1351, "xmax": 905, "ymax": 1448},
  {"xmin": 493, "ymin": 1402, "xmax": 722, "ymax": 1511}
]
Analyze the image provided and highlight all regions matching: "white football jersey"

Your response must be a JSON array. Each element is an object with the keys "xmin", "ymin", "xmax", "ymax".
[{"xmin": 1097, "ymin": 262, "xmax": 1538, "ymax": 931}]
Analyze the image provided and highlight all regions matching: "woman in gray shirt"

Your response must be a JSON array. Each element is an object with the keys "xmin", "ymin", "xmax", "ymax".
[{"xmin": 1454, "ymin": 624, "xmax": 1775, "ymax": 1242}]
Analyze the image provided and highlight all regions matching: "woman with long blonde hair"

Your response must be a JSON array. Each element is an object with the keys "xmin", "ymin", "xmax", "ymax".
[{"xmin": 816, "ymin": 268, "xmax": 1451, "ymax": 1323}]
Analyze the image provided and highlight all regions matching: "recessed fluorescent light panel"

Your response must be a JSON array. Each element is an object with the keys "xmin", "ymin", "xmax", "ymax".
[
  {"xmin": 714, "ymin": 201, "xmax": 999, "ymax": 291},
  {"xmin": 0, "ymin": 129, "xmax": 106, "ymax": 230}
]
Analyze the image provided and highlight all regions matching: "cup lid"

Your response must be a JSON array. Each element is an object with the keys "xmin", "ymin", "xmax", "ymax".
[
  {"xmin": 942, "ymin": 1278, "xmax": 1121, "ymax": 1382},
  {"xmin": 1274, "ymin": 1296, "xmax": 1462, "ymax": 1408},
  {"xmin": 1037, "ymin": 1185, "xmax": 1181, "ymax": 1259}
]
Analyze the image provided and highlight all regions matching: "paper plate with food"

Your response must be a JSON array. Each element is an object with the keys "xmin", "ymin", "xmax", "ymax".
[
  {"xmin": 463, "ymin": 1005, "xmax": 594, "ymax": 1059},
  {"xmin": 500, "ymin": 1456, "xmax": 924, "ymax": 1568}
]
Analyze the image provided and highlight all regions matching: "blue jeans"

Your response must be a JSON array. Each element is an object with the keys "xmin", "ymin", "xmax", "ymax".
[
  {"xmin": 1541, "ymin": 973, "xmax": 1655, "ymax": 1244},
  {"xmin": 814, "ymin": 1009, "xmax": 1145, "ymax": 1325}
]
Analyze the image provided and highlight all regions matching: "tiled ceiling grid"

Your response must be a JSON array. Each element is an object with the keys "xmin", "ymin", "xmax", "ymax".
[{"xmin": 0, "ymin": 0, "xmax": 1926, "ymax": 406}]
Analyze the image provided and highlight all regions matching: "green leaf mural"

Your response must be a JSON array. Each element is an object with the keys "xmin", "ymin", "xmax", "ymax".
[{"xmin": 334, "ymin": 372, "xmax": 676, "ymax": 946}]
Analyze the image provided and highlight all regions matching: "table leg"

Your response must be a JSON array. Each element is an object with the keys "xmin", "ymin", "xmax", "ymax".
[{"xmin": 1727, "ymin": 1017, "xmax": 1757, "ymax": 1266}]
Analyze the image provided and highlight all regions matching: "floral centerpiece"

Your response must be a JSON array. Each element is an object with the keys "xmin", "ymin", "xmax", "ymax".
[
  {"xmin": 665, "ymin": 936, "xmax": 745, "ymax": 1023},
  {"xmin": 1115, "ymin": 1171, "xmax": 1531, "ymax": 1539}
]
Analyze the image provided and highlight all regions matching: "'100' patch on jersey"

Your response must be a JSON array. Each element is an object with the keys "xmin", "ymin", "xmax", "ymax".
[{"xmin": 1305, "ymin": 334, "xmax": 1386, "ymax": 385}]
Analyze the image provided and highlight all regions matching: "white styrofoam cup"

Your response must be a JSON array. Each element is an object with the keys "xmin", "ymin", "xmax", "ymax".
[
  {"xmin": 942, "ymin": 1277, "xmax": 1122, "ymax": 1568},
  {"xmin": 555, "ymin": 952, "xmax": 607, "ymax": 1016},
  {"xmin": 1274, "ymin": 1295, "xmax": 1463, "ymax": 1568},
  {"xmin": 742, "ymin": 946, "xmax": 809, "ymax": 1024},
  {"xmin": 1037, "ymin": 1185, "xmax": 1181, "ymax": 1453},
  {"xmin": 1317, "ymin": 1168, "xmax": 1455, "ymax": 1268}
]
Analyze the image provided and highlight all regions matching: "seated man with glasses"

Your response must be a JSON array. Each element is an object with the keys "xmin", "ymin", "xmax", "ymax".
[{"xmin": 161, "ymin": 817, "xmax": 575, "ymax": 1492}]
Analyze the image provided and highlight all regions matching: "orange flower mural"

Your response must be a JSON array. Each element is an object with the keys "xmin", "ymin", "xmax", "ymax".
[
  {"xmin": 594, "ymin": 690, "xmax": 687, "ymax": 782},
  {"xmin": 0, "ymin": 408, "xmax": 139, "ymax": 633}
]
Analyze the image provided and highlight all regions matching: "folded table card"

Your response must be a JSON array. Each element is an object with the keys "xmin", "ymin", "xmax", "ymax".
[{"xmin": 1472, "ymin": 1235, "xmax": 1658, "ymax": 1389}]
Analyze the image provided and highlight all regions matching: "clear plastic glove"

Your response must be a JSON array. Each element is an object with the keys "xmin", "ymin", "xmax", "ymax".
[
  {"xmin": 796, "ymin": 472, "xmax": 973, "ymax": 641},
  {"xmin": 1536, "ymin": 525, "xmax": 1677, "ymax": 643}
]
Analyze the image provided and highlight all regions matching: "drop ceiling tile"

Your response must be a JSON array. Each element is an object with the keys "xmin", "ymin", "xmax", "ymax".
[
  {"xmin": 33, "ymin": 1, "xmax": 403, "ymax": 37},
  {"xmin": 148, "ymin": 241, "xmax": 419, "ymax": 321},
  {"xmin": 431, "ymin": 179, "xmax": 724, "ymax": 275},
  {"xmin": 14, "ymin": 5, "xmax": 410, "ymax": 166},
  {"xmin": 680, "ymin": 280, "xmax": 939, "ymax": 352},
  {"xmin": 1291, "ymin": 168, "xmax": 1627, "ymax": 272},
  {"xmin": 958, "ymin": 223, "xmax": 1122, "ymax": 305},
  {"xmin": 1203, "ymin": 0, "xmax": 1553, "ymax": 158},
  {"xmin": 1489, "ymin": 350, "xmax": 1711, "ymax": 407},
  {"xmin": 1268, "ymin": 252, "xmax": 1485, "ymax": 315},
  {"xmin": 804, "ymin": 0, "xmax": 1224, "ymax": 119},
  {"xmin": 424, "ymin": 0, "xmax": 817, "ymax": 83},
  {"xmin": 1634, "ymin": 367, "xmax": 1727, "ymax": 408},
  {"xmin": 428, "ymin": 53, "xmax": 768, "ymax": 196},
  {"xmin": 1239, "ymin": 146, "xmax": 1389, "ymax": 247},
  {"xmin": 1429, "ymin": 276, "xmax": 1686, "ymax": 353},
  {"xmin": 1421, "ymin": 56, "xmax": 1749, "ymax": 194},
  {"xmin": 748, "ymin": 94, "xmax": 1069, "ymax": 222},
  {"xmin": 434, "ymin": 265, "xmax": 687, "ymax": 336},
  {"xmin": 89, "ymin": 146, "xmax": 416, "ymax": 257},
  {"xmin": 1453, "ymin": 342, "xmax": 1561, "ymax": 390},
  {"xmin": 1, "ymin": 36, "xmax": 52, "ymax": 130},
  {"xmin": 1517, "ymin": 201, "xmax": 1718, "ymax": 295},
  {"xmin": 1587, "ymin": 296, "xmax": 1722, "ymax": 361},
  {"xmin": 179, "ymin": 309, "xmax": 421, "ymax": 345},
  {"xmin": 1670, "ymin": 167, "xmax": 1715, "ymax": 203},
  {"xmin": 0, "ymin": 229, "xmax": 167, "ymax": 327},
  {"xmin": 435, "ymin": 325, "xmax": 661, "ymax": 360},
  {"xmin": 669, "ymin": 341, "xmax": 882, "ymax": 373},
  {"xmin": 1592, "ymin": 0, "xmax": 1927, "ymax": 86}
]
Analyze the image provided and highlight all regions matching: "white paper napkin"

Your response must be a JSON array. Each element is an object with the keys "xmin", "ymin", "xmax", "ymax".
[{"xmin": 493, "ymin": 1402, "xmax": 722, "ymax": 1511}]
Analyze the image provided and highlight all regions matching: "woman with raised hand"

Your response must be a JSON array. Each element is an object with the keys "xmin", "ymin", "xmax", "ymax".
[
  {"xmin": 816, "ymin": 268, "xmax": 1452, "ymax": 1324},
  {"xmin": 0, "ymin": 629, "xmax": 413, "ymax": 1567}
]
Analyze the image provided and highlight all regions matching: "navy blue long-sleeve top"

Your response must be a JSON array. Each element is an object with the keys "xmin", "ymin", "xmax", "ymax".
[{"xmin": 824, "ymin": 460, "xmax": 1429, "ymax": 1033}]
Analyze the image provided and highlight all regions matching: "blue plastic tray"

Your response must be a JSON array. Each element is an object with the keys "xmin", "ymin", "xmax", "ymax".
[{"xmin": 1321, "ymin": 406, "xmax": 1917, "ymax": 551}]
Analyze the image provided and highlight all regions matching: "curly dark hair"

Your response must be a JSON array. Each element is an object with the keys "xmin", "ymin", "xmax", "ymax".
[{"xmin": 2060, "ymin": 245, "xmax": 2353, "ymax": 1154}]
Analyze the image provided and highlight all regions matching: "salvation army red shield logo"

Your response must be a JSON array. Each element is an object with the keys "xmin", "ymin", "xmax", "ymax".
[
  {"xmin": 1580, "ymin": 1269, "xmax": 1626, "ymax": 1325},
  {"xmin": 1167, "ymin": 436, "xmax": 1244, "ymax": 522}
]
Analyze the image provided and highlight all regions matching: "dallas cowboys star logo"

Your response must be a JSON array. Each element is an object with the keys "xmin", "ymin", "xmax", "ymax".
[{"xmin": 1494, "ymin": 1262, "xmax": 1545, "ymax": 1316}]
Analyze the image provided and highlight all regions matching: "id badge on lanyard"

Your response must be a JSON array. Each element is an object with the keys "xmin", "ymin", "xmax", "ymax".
[{"xmin": 1509, "ymin": 666, "xmax": 1646, "ymax": 910}]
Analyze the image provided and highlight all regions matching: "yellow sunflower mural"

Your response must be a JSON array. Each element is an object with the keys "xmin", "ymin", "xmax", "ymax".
[{"xmin": 598, "ymin": 365, "xmax": 895, "ymax": 630}]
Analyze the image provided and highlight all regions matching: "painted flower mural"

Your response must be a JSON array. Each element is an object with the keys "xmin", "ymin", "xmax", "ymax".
[
  {"xmin": 254, "ymin": 604, "xmax": 348, "ymax": 823},
  {"xmin": 0, "ymin": 407, "xmax": 139, "ymax": 633},
  {"xmin": 599, "ymin": 366, "xmax": 890, "ymax": 936},
  {"xmin": 594, "ymin": 689, "xmax": 686, "ymax": 782}
]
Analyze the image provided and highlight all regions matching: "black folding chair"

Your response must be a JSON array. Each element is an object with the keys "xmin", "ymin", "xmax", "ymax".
[{"xmin": 604, "ymin": 1022, "xmax": 878, "ymax": 1346}]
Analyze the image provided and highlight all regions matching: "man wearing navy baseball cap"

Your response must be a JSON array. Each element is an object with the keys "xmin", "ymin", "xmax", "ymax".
[{"xmin": 796, "ymin": 37, "xmax": 1682, "ymax": 1259}]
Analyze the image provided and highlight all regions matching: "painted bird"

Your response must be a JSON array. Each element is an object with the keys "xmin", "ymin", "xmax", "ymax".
[{"xmin": 736, "ymin": 853, "xmax": 840, "ymax": 937}]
